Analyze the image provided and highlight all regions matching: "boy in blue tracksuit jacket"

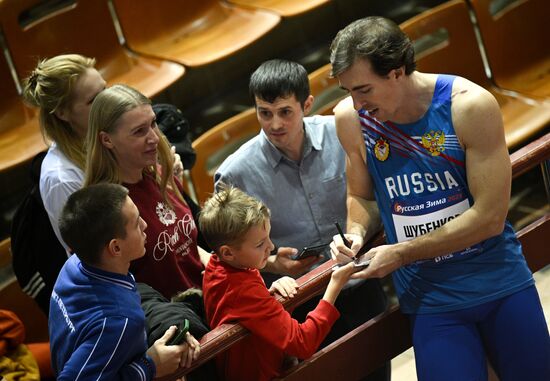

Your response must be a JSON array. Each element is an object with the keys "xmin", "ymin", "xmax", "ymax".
[{"xmin": 49, "ymin": 183, "xmax": 199, "ymax": 380}]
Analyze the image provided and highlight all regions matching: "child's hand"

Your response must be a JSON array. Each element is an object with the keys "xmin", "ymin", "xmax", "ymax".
[
  {"xmin": 331, "ymin": 261, "xmax": 358, "ymax": 287},
  {"xmin": 269, "ymin": 276, "xmax": 298, "ymax": 299},
  {"xmin": 322, "ymin": 262, "xmax": 358, "ymax": 305}
]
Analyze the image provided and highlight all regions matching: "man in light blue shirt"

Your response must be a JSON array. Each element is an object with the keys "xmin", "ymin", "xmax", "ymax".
[
  {"xmin": 216, "ymin": 112, "xmax": 346, "ymax": 252},
  {"xmin": 214, "ymin": 60, "xmax": 389, "ymax": 380},
  {"xmin": 216, "ymin": 60, "xmax": 346, "ymax": 272}
]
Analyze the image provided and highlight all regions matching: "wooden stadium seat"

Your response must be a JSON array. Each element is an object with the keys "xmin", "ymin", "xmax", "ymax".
[
  {"xmin": 0, "ymin": 0, "xmax": 184, "ymax": 99},
  {"xmin": 400, "ymin": 0, "xmax": 550, "ymax": 150},
  {"xmin": 110, "ymin": 0, "xmax": 281, "ymax": 67},
  {"xmin": 159, "ymin": 132, "xmax": 550, "ymax": 381},
  {"xmin": 227, "ymin": 0, "xmax": 330, "ymax": 17},
  {"xmin": 0, "ymin": 47, "xmax": 45, "ymax": 172},
  {"xmin": 308, "ymin": 63, "xmax": 347, "ymax": 116},
  {"xmin": 191, "ymin": 108, "xmax": 260, "ymax": 204},
  {"xmin": 468, "ymin": 0, "xmax": 550, "ymax": 100},
  {"xmin": 335, "ymin": 0, "xmax": 448, "ymax": 25}
]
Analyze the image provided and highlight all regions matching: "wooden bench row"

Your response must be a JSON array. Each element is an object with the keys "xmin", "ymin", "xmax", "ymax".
[
  {"xmin": 0, "ymin": 0, "xmax": 182, "ymax": 173},
  {"xmin": 161, "ymin": 131, "xmax": 550, "ymax": 380},
  {"xmin": 0, "ymin": 0, "xmax": 332, "ymax": 174}
]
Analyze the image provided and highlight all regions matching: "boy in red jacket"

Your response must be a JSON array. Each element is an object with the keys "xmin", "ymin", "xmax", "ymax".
[{"xmin": 200, "ymin": 186, "xmax": 357, "ymax": 381}]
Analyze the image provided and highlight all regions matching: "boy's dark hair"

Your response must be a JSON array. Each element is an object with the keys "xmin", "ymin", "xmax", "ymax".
[
  {"xmin": 249, "ymin": 59, "xmax": 310, "ymax": 107},
  {"xmin": 59, "ymin": 183, "xmax": 129, "ymax": 265},
  {"xmin": 330, "ymin": 16, "xmax": 416, "ymax": 78}
]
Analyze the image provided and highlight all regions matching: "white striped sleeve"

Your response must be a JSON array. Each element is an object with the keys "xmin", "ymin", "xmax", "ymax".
[{"xmin": 57, "ymin": 317, "xmax": 154, "ymax": 381}]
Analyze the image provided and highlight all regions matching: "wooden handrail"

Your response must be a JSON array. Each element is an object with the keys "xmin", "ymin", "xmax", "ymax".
[
  {"xmin": 515, "ymin": 214, "xmax": 550, "ymax": 273},
  {"xmin": 158, "ymin": 258, "xmax": 356, "ymax": 378},
  {"xmin": 510, "ymin": 133, "xmax": 550, "ymax": 179},
  {"xmin": 157, "ymin": 231, "xmax": 387, "ymax": 379},
  {"xmin": 276, "ymin": 303, "xmax": 409, "ymax": 380},
  {"xmin": 162, "ymin": 132, "xmax": 550, "ymax": 380},
  {"xmin": 156, "ymin": 257, "xmax": 357, "ymax": 379}
]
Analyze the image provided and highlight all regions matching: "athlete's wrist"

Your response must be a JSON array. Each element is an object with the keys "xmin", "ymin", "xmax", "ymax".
[
  {"xmin": 347, "ymin": 222, "xmax": 367, "ymax": 239},
  {"xmin": 394, "ymin": 242, "xmax": 408, "ymax": 267}
]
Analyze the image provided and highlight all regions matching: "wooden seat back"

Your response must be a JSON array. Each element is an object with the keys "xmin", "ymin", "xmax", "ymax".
[
  {"xmin": 308, "ymin": 63, "xmax": 347, "ymax": 116},
  {"xmin": 111, "ymin": 0, "xmax": 280, "ymax": 67},
  {"xmin": 0, "ymin": 45, "xmax": 45, "ymax": 172},
  {"xmin": 468, "ymin": 0, "xmax": 550, "ymax": 99},
  {"xmin": 336, "ymin": 0, "xmax": 447, "ymax": 25},
  {"xmin": 0, "ymin": 45, "xmax": 30, "ymax": 133},
  {"xmin": 161, "ymin": 132, "xmax": 550, "ymax": 380},
  {"xmin": 400, "ymin": 0, "xmax": 490, "ymax": 88},
  {"xmin": 228, "ymin": 0, "xmax": 330, "ymax": 17},
  {"xmin": 0, "ymin": 0, "xmax": 184, "ymax": 98},
  {"xmin": 400, "ymin": 0, "xmax": 550, "ymax": 149},
  {"xmin": 191, "ymin": 108, "xmax": 260, "ymax": 204}
]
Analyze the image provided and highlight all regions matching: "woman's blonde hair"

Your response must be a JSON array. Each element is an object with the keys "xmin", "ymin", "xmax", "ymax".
[
  {"xmin": 22, "ymin": 54, "xmax": 96, "ymax": 169},
  {"xmin": 199, "ymin": 185, "xmax": 270, "ymax": 251},
  {"xmin": 84, "ymin": 84, "xmax": 182, "ymax": 204}
]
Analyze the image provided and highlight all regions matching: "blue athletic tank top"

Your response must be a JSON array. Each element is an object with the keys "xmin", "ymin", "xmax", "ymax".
[{"xmin": 360, "ymin": 74, "xmax": 533, "ymax": 314}]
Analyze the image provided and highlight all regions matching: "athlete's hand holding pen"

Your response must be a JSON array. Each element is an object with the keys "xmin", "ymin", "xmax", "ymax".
[{"xmin": 331, "ymin": 222, "xmax": 402, "ymax": 279}]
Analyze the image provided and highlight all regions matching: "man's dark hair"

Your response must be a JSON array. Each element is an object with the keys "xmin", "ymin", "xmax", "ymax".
[
  {"xmin": 59, "ymin": 183, "xmax": 129, "ymax": 265},
  {"xmin": 330, "ymin": 16, "xmax": 416, "ymax": 77},
  {"xmin": 249, "ymin": 59, "xmax": 310, "ymax": 107}
]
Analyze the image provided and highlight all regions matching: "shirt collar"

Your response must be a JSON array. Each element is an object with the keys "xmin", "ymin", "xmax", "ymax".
[
  {"xmin": 259, "ymin": 120, "xmax": 323, "ymax": 168},
  {"xmin": 79, "ymin": 259, "xmax": 136, "ymax": 291}
]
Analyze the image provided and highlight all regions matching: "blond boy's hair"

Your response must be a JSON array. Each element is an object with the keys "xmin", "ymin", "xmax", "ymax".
[{"xmin": 199, "ymin": 185, "xmax": 270, "ymax": 251}]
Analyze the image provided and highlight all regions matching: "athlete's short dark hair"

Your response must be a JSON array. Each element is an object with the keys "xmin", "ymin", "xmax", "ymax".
[{"xmin": 330, "ymin": 16, "xmax": 416, "ymax": 77}]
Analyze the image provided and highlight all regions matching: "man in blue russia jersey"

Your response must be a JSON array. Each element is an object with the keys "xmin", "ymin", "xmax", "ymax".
[
  {"xmin": 49, "ymin": 183, "xmax": 199, "ymax": 380},
  {"xmin": 329, "ymin": 16, "xmax": 549, "ymax": 381}
]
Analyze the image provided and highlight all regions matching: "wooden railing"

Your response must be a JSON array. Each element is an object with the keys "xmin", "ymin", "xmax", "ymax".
[{"xmin": 161, "ymin": 134, "xmax": 550, "ymax": 380}]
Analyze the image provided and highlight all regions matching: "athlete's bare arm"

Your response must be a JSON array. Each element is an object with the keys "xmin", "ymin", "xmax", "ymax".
[
  {"xmin": 330, "ymin": 97, "xmax": 382, "ymax": 259},
  {"xmin": 347, "ymin": 77, "xmax": 511, "ymax": 279}
]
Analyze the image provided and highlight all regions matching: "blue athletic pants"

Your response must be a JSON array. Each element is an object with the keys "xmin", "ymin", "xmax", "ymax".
[{"xmin": 409, "ymin": 285, "xmax": 550, "ymax": 381}]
